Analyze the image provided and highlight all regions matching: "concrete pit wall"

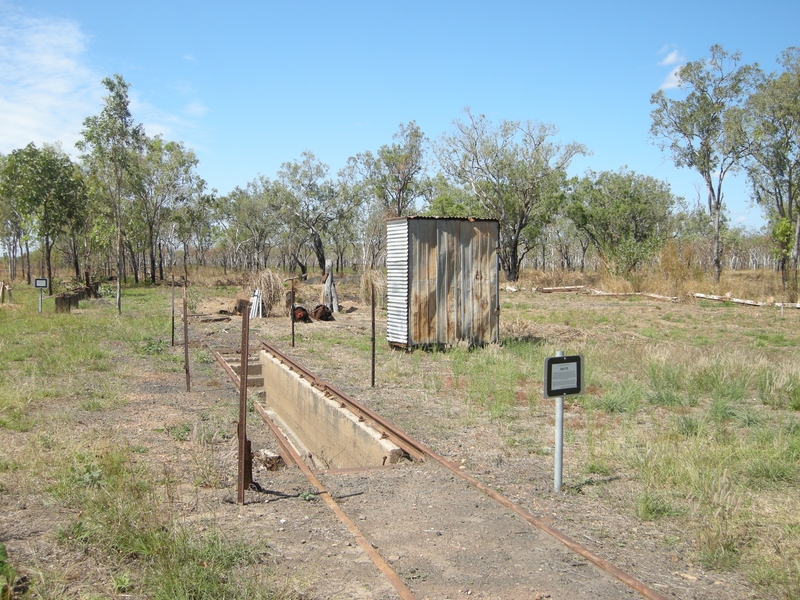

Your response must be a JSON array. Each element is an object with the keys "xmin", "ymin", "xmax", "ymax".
[{"xmin": 259, "ymin": 350, "xmax": 404, "ymax": 469}]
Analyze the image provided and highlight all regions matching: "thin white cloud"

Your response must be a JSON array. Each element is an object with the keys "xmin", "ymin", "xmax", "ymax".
[
  {"xmin": 184, "ymin": 100, "xmax": 209, "ymax": 117},
  {"xmin": 659, "ymin": 49, "xmax": 684, "ymax": 66},
  {"xmin": 183, "ymin": 53, "xmax": 198, "ymax": 63},
  {"xmin": 0, "ymin": 5, "xmax": 103, "ymax": 155},
  {"xmin": 659, "ymin": 65, "xmax": 683, "ymax": 90},
  {"xmin": 656, "ymin": 45, "xmax": 685, "ymax": 90},
  {"xmin": 0, "ymin": 4, "xmax": 211, "ymax": 158}
]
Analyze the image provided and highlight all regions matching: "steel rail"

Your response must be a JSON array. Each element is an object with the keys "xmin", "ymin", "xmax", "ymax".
[
  {"xmin": 211, "ymin": 344, "xmax": 417, "ymax": 600},
  {"xmin": 208, "ymin": 346, "xmax": 296, "ymax": 468},
  {"xmin": 258, "ymin": 339, "xmax": 427, "ymax": 462},
  {"xmin": 253, "ymin": 339, "xmax": 668, "ymax": 600},
  {"xmin": 255, "ymin": 402, "xmax": 417, "ymax": 600}
]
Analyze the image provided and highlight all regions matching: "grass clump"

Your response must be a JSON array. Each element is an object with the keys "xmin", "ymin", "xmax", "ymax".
[
  {"xmin": 696, "ymin": 470, "xmax": 744, "ymax": 571},
  {"xmin": 635, "ymin": 490, "xmax": 682, "ymax": 521},
  {"xmin": 52, "ymin": 445, "xmax": 282, "ymax": 599},
  {"xmin": 595, "ymin": 379, "xmax": 642, "ymax": 414}
]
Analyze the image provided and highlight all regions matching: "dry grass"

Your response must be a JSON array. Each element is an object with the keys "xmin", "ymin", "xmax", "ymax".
[
  {"xmin": 246, "ymin": 270, "xmax": 287, "ymax": 317},
  {"xmin": 359, "ymin": 269, "xmax": 386, "ymax": 308},
  {"xmin": 278, "ymin": 267, "xmax": 800, "ymax": 598}
]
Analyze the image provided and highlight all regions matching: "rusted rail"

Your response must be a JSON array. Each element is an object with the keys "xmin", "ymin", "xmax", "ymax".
[
  {"xmin": 258, "ymin": 339, "xmax": 426, "ymax": 462},
  {"xmin": 250, "ymin": 339, "xmax": 668, "ymax": 600},
  {"xmin": 210, "ymin": 343, "xmax": 417, "ymax": 600}
]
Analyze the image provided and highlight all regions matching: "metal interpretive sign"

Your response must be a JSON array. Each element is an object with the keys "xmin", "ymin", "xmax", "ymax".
[
  {"xmin": 543, "ymin": 354, "xmax": 584, "ymax": 398},
  {"xmin": 34, "ymin": 278, "xmax": 48, "ymax": 289}
]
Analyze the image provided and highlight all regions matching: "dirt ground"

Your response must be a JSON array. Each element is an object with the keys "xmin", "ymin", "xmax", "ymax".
[{"xmin": 0, "ymin": 290, "xmax": 765, "ymax": 599}]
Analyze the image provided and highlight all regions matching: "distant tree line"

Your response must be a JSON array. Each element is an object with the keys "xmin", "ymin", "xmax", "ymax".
[{"xmin": 0, "ymin": 45, "xmax": 797, "ymax": 307}]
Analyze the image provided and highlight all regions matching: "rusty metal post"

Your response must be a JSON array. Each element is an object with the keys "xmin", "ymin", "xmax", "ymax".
[
  {"xmin": 183, "ymin": 283, "xmax": 190, "ymax": 392},
  {"xmin": 237, "ymin": 300, "xmax": 252, "ymax": 504},
  {"xmin": 371, "ymin": 282, "xmax": 375, "ymax": 388},
  {"xmin": 291, "ymin": 279, "xmax": 295, "ymax": 348},
  {"xmin": 171, "ymin": 273, "xmax": 175, "ymax": 347}
]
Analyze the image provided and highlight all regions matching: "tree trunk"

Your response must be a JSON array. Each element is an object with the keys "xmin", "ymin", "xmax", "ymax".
[
  {"xmin": 126, "ymin": 239, "xmax": 139, "ymax": 284},
  {"xmin": 712, "ymin": 200, "xmax": 722, "ymax": 284},
  {"xmin": 312, "ymin": 232, "xmax": 326, "ymax": 273},
  {"xmin": 149, "ymin": 224, "xmax": 157, "ymax": 284},
  {"xmin": 25, "ymin": 240, "xmax": 31, "ymax": 284},
  {"xmin": 116, "ymin": 231, "xmax": 122, "ymax": 315},
  {"xmin": 71, "ymin": 235, "xmax": 81, "ymax": 279},
  {"xmin": 323, "ymin": 259, "xmax": 339, "ymax": 312},
  {"xmin": 183, "ymin": 241, "xmax": 189, "ymax": 282},
  {"xmin": 45, "ymin": 235, "xmax": 53, "ymax": 296}
]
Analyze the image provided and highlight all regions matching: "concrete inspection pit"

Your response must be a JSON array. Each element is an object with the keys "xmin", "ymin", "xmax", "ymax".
[{"xmin": 258, "ymin": 348, "xmax": 410, "ymax": 470}]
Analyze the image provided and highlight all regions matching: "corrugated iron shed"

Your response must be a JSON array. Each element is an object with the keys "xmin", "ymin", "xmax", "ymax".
[{"xmin": 386, "ymin": 217, "xmax": 499, "ymax": 348}]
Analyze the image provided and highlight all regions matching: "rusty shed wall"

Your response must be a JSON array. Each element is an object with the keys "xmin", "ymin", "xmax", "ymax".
[{"xmin": 387, "ymin": 217, "xmax": 498, "ymax": 347}]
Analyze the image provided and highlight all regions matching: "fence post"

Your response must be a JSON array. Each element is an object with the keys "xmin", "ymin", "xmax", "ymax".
[
  {"xmin": 171, "ymin": 273, "xmax": 175, "ymax": 347},
  {"xmin": 183, "ymin": 283, "xmax": 190, "ymax": 392},
  {"xmin": 238, "ymin": 301, "xmax": 252, "ymax": 505},
  {"xmin": 291, "ymin": 280, "xmax": 295, "ymax": 348},
  {"xmin": 371, "ymin": 282, "xmax": 376, "ymax": 388}
]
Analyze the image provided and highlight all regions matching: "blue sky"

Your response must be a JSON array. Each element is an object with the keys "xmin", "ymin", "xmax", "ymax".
[{"xmin": 2, "ymin": 1, "xmax": 798, "ymax": 230}]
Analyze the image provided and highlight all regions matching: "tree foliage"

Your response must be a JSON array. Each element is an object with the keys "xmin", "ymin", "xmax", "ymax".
[
  {"xmin": 566, "ymin": 169, "xmax": 677, "ymax": 275},
  {"xmin": 351, "ymin": 121, "xmax": 429, "ymax": 218},
  {"xmin": 0, "ymin": 143, "xmax": 85, "ymax": 293},
  {"xmin": 650, "ymin": 45, "xmax": 756, "ymax": 283},
  {"xmin": 133, "ymin": 136, "xmax": 203, "ymax": 283},
  {"xmin": 437, "ymin": 108, "xmax": 587, "ymax": 281},
  {"xmin": 77, "ymin": 74, "xmax": 145, "ymax": 312},
  {"xmin": 745, "ymin": 48, "xmax": 800, "ymax": 291}
]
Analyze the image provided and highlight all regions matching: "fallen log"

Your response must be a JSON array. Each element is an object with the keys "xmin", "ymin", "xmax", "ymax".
[
  {"xmin": 641, "ymin": 293, "xmax": 680, "ymax": 303},
  {"xmin": 693, "ymin": 293, "xmax": 768, "ymax": 307},
  {"xmin": 774, "ymin": 302, "xmax": 800, "ymax": 309},
  {"xmin": 536, "ymin": 285, "xmax": 586, "ymax": 293},
  {"xmin": 587, "ymin": 289, "xmax": 679, "ymax": 302}
]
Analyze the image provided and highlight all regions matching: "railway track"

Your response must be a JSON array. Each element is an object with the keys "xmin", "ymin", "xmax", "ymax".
[{"xmin": 210, "ymin": 340, "xmax": 668, "ymax": 600}]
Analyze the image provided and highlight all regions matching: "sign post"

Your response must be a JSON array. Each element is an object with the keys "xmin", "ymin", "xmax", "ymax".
[
  {"xmin": 34, "ymin": 278, "xmax": 48, "ymax": 313},
  {"xmin": 544, "ymin": 352, "xmax": 584, "ymax": 492}
]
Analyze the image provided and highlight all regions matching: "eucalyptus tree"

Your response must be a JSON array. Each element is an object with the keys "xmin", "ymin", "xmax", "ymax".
[
  {"xmin": 650, "ymin": 45, "xmax": 756, "ymax": 283},
  {"xmin": 326, "ymin": 177, "xmax": 365, "ymax": 272},
  {"xmin": 566, "ymin": 169, "xmax": 677, "ymax": 275},
  {"xmin": 133, "ymin": 136, "xmax": 203, "ymax": 283},
  {"xmin": 744, "ymin": 48, "xmax": 800, "ymax": 291},
  {"xmin": 77, "ymin": 74, "xmax": 145, "ymax": 313},
  {"xmin": 225, "ymin": 176, "xmax": 283, "ymax": 270},
  {"xmin": 437, "ymin": 108, "xmax": 587, "ymax": 281},
  {"xmin": 0, "ymin": 143, "xmax": 86, "ymax": 294},
  {"xmin": 422, "ymin": 173, "xmax": 479, "ymax": 217},
  {"xmin": 350, "ymin": 121, "xmax": 429, "ymax": 218},
  {"xmin": 0, "ymin": 152, "xmax": 28, "ymax": 280},
  {"xmin": 278, "ymin": 151, "xmax": 354, "ymax": 273}
]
